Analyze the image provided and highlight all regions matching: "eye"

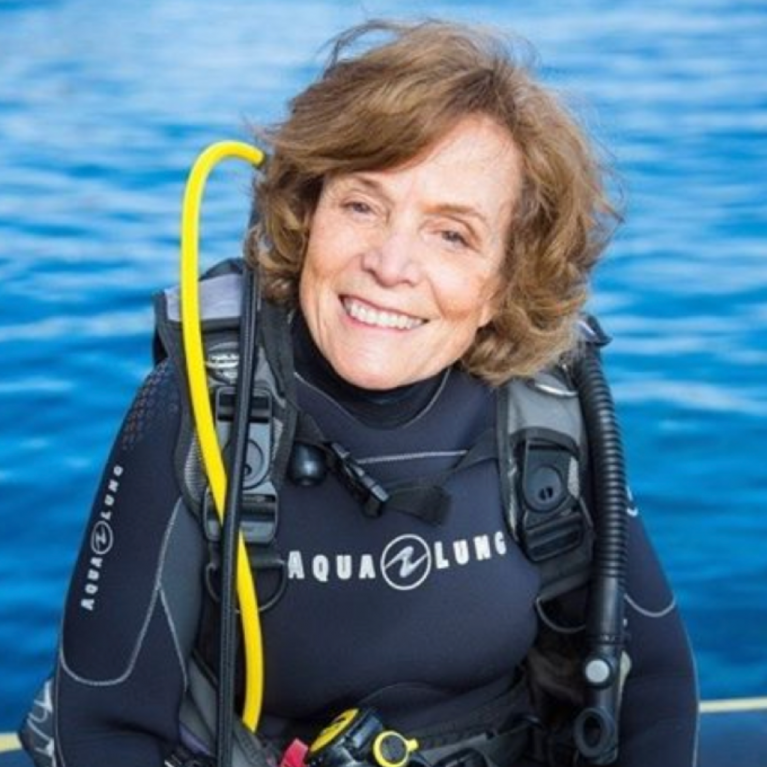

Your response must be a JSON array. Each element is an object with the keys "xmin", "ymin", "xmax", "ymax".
[
  {"xmin": 440, "ymin": 229, "xmax": 470, "ymax": 248},
  {"xmin": 342, "ymin": 200, "xmax": 374, "ymax": 216}
]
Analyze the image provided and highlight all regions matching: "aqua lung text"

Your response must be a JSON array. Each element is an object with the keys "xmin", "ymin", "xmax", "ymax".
[
  {"xmin": 79, "ymin": 464, "xmax": 124, "ymax": 611},
  {"xmin": 287, "ymin": 531, "xmax": 509, "ymax": 591}
]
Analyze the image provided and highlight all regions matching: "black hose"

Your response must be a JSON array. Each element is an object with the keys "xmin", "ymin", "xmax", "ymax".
[
  {"xmin": 570, "ymin": 335, "xmax": 629, "ymax": 765},
  {"xmin": 216, "ymin": 265, "xmax": 260, "ymax": 767}
]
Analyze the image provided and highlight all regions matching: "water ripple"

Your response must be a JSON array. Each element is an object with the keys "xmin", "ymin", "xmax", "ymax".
[{"xmin": 1, "ymin": 0, "xmax": 766, "ymax": 723}]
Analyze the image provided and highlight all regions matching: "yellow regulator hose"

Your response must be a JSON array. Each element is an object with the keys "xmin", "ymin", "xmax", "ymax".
[{"xmin": 180, "ymin": 141, "xmax": 266, "ymax": 730}]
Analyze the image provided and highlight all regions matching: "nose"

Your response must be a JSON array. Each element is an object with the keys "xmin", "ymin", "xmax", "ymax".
[{"xmin": 361, "ymin": 226, "xmax": 423, "ymax": 287}]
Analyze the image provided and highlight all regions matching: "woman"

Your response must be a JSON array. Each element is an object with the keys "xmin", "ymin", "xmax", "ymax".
[{"xmin": 16, "ymin": 19, "xmax": 698, "ymax": 767}]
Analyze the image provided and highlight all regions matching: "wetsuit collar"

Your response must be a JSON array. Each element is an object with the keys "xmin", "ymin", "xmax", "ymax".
[{"xmin": 292, "ymin": 312, "xmax": 445, "ymax": 428}]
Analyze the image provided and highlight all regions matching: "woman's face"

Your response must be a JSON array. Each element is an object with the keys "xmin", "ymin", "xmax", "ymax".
[{"xmin": 299, "ymin": 114, "xmax": 523, "ymax": 390}]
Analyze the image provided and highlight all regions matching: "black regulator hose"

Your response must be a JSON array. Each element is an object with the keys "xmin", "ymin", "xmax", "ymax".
[
  {"xmin": 570, "ymin": 320, "xmax": 629, "ymax": 765},
  {"xmin": 216, "ymin": 264, "xmax": 261, "ymax": 767}
]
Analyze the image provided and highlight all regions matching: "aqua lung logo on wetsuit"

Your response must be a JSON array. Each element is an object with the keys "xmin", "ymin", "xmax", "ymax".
[
  {"xmin": 287, "ymin": 531, "xmax": 509, "ymax": 592},
  {"xmin": 79, "ymin": 464, "xmax": 123, "ymax": 612},
  {"xmin": 381, "ymin": 534, "xmax": 431, "ymax": 590},
  {"xmin": 91, "ymin": 521, "xmax": 114, "ymax": 556}
]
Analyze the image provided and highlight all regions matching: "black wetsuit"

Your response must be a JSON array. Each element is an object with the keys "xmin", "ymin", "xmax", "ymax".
[{"xmin": 21, "ymin": 317, "xmax": 698, "ymax": 767}]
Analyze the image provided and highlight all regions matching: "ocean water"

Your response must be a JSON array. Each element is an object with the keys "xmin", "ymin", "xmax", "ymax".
[{"xmin": 1, "ymin": 0, "xmax": 766, "ymax": 729}]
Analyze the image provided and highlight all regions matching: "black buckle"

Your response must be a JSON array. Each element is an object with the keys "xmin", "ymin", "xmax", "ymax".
[
  {"xmin": 202, "ymin": 487, "xmax": 278, "ymax": 545},
  {"xmin": 247, "ymin": 547, "xmax": 288, "ymax": 612},
  {"xmin": 202, "ymin": 385, "xmax": 278, "ymax": 545},
  {"xmin": 522, "ymin": 513, "xmax": 584, "ymax": 563},
  {"xmin": 517, "ymin": 435, "xmax": 585, "ymax": 563},
  {"xmin": 519, "ymin": 440, "xmax": 573, "ymax": 516},
  {"xmin": 326, "ymin": 442, "xmax": 389, "ymax": 517}
]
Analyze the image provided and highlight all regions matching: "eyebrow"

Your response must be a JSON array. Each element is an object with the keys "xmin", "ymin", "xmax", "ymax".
[
  {"xmin": 337, "ymin": 174, "xmax": 492, "ymax": 234},
  {"xmin": 431, "ymin": 203, "xmax": 491, "ymax": 233}
]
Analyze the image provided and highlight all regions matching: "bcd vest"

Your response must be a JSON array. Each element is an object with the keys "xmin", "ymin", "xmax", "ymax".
[{"xmin": 154, "ymin": 260, "xmax": 595, "ymax": 613}]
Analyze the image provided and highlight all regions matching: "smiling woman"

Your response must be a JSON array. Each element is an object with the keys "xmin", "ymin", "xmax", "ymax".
[
  {"xmin": 9, "ymin": 17, "xmax": 698, "ymax": 767},
  {"xmin": 298, "ymin": 115, "xmax": 518, "ymax": 390},
  {"xmin": 252, "ymin": 20, "xmax": 616, "ymax": 386}
]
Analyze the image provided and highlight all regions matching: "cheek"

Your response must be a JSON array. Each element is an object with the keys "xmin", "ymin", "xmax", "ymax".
[
  {"xmin": 435, "ymin": 269, "xmax": 501, "ymax": 327},
  {"xmin": 298, "ymin": 241, "xmax": 328, "ymax": 321},
  {"xmin": 301, "ymin": 231, "xmax": 336, "ymax": 298},
  {"xmin": 304, "ymin": 216, "xmax": 355, "ymax": 282}
]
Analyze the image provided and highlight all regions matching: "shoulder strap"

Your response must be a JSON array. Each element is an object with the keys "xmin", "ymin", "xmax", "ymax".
[
  {"xmin": 498, "ymin": 367, "xmax": 594, "ymax": 602},
  {"xmin": 154, "ymin": 259, "xmax": 297, "ymax": 611}
]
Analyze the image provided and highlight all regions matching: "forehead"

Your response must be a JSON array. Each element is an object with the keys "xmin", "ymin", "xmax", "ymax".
[{"xmin": 328, "ymin": 115, "xmax": 523, "ymax": 220}]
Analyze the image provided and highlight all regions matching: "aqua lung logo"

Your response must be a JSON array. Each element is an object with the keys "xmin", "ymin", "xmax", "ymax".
[
  {"xmin": 381, "ymin": 535, "xmax": 431, "ymax": 591},
  {"xmin": 91, "ymin": 521, "xmax": 114, "ymax": 556},
  {"xmin": 205, "ymin": 343, "xmax": 239, "ymax": 384},
  {"xmin": 286, "ymin": 531, "xmax": 509, "ymax": 592},
  {"xmin": 80, "ymin": 464, "xmax": 123, "ymax": 612}
]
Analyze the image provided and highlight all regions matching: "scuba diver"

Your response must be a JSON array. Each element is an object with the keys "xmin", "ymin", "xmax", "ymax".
[{"xmin": 14, "ymin": 18, "xmax": 698, "ymax": 767}]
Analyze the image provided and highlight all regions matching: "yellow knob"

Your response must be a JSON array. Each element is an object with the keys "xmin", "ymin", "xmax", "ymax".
[
  {"xmin": 372, "ymin": 731, "xmax": 419, "ymax": 767},
  {"xmin": 308, "ymin": 709, "xmax": 360, "ymax": 754}
]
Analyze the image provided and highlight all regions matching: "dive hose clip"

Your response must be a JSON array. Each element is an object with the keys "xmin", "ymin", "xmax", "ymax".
[{"xmin": 326, "ymin": 442, "xmax": 390, "ymax": 517}]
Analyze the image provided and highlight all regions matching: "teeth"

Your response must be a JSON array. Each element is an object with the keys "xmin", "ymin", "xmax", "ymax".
[{"xmin": 343, "ymin": 298, "xmax": 424, "ymax": 330}]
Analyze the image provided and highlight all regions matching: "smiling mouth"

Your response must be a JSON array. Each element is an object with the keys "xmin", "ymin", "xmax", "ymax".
[{"xmin": 342, "ymin": 297, "xmax": 425, "ymax": 330}]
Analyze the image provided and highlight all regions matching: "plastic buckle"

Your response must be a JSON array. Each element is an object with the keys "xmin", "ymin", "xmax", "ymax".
[
  {"xmin": 519, "ymin": 441, "xmax": 573, "ymax": 517},
  {"xmin": 522, "ymin": 513, "xmax": 584, "ymax": 563},
  {"xmin": 240, "ymin": 489, "xmax": 279, "ymax": 545},
  {"xmin": 327, "ymin": 442, "xmax": 389, "ymax": 517},
  {"xmin": 202, "ymin": 385, "xmax": 279, "ymax": 543},
  {"xmin": 517, "ymin": 436, "xmax": 584, "ymax": 563},
  {"xmin": 202, "ymin": 489, "xmax": 278, "ymax": 542}
]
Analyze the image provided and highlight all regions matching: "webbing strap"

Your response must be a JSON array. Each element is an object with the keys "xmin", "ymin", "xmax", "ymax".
[{"xmin": 292, "ymin": 414, "xmax": 499, "ymax": 525}]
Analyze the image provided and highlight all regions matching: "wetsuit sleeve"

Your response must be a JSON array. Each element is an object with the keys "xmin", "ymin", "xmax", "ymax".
[
  {"xmin": 53, "ymin": 360, "xmax": 207, "ymax": 767},
  {"xmin": 614, "ymin": 497, "xmax": 699, "ymax": 767}
]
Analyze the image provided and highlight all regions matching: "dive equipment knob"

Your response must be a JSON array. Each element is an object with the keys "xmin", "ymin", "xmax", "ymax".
[
  {"xmin": 584, "ymin": 655, "xmax": 614, "ymax": 687},
  {"xmin": 289, "ymin": 443, "xmax": 328, "ymax": 486},
  {"xmin": 307, "ymin": 709, "xmax": 419, "ymax": 767},
  {"xmin": 372, "ymin": 731, "xmax": 419, "ymax": 767}
]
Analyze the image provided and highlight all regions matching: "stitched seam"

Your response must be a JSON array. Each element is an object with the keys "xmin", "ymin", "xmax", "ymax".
[
  {"xmin": 690, "ymin": 647, "xmax": 701, "ymax": 767},
  {"xmin": 400, "ymin": 367, "xmax": 451, "ymax": 426},
  {"xmin": 160, "ymin": 586, "xmax": 189, "ymax": 691},
  {"xmin": 358, "ymin": 450, "xmax": 468, "ymax": 465},
  {"xmin": 54, "ymin": 662, "xmax": 66, "ymax": 767},
  {"xmin": 625, "ymin": 593, "xmax": 676, "ymax": 618},
  {"xmin": 59, "ymin": 501, "xmax": 182, "ymax": 686},
  {"xmin": 535, "ymin": 599, "xmax": 585, "ymax": 634}
]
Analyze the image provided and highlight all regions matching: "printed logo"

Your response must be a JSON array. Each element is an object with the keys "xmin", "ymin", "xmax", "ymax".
[
  {"xmin": 206, "ymin": 345, "xmax": 240, "ymax": 384},
  {"xmin": 381, "ymin": 534, "xmax": 432, "ymax": 591},
  {"xmin": 25, "ymin": 678, "xmax": 56, "ymax": 766},
  {"xmin": 80, "ymin": 463, "xmax": 123, "ymax": 612},
  {"xmin": 286, "ymin": 530, "xmax": 509, "ymax": 592},
  {"xmin": 91, "ymin": 521, "xmax": 114, "ymax": 556}
]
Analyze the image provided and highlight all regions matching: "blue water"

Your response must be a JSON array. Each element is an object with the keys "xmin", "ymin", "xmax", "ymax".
[{"xmin": 1, "ymin": 0, "xmax": 766, "ymax": 730}]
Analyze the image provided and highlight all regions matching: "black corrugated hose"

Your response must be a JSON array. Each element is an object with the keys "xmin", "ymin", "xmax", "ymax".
[
  {"xmin": 570, "ymin": 323, "xmax": 630, "ymax": 765},
  {"xmin": 216, "ymin": 264, "xmax": 261, "ymax": 767}
]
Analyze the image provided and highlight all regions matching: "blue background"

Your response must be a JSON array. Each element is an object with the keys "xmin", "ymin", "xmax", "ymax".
[{"xmin": 1, "ymin": 0, "xmax": 766, "ymax": 728}]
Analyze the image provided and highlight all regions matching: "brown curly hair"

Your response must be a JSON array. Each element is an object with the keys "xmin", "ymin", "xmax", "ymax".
[{"xmin": 245, "ymin": 19, "xmax": 620, "ymax": 385}]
